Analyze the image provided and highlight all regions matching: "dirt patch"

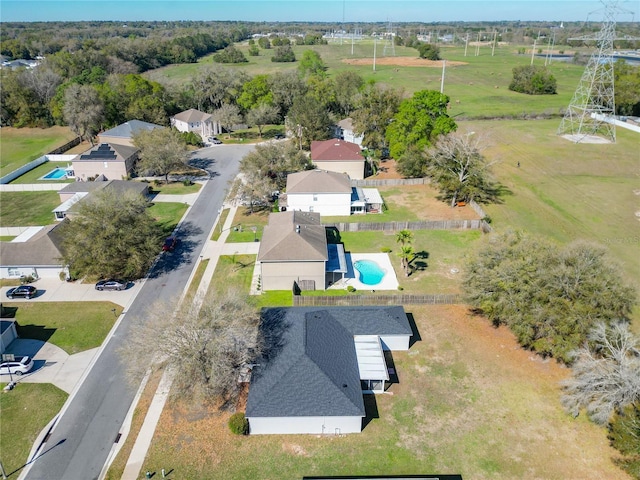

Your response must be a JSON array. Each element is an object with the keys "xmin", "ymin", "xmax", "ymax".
[
  {"xmin": 373, "ymin": 159, "xmax": 402, "ymax": 179},
  {"xmin": 382, "ymin": 184, "xmax": 481, "ymax": 221},
  {"xmin": 342, "ymin": 57, "xmax": 468, "ymax": 68}
]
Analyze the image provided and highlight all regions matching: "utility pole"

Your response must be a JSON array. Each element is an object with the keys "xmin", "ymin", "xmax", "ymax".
[
  {"xmin": 440, "ymin": 60, "xmax": 446, "ymax": 94},
  {"xmin": 464, "ymin": 33, "xmax": 469, "ymax": 57},
  {"xmin": 491, "ymin": 30, "xmax": 497, "ymax": 56},
  {"xmin": 531, "ymin": 38, "xmax": 537, "ymax": 65}
]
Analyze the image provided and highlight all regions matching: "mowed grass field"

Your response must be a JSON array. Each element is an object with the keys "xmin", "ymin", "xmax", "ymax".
[
  {"xmin": 140, "ymin": 304, "xmax": 629, "ymax": 480},
  {"xmin": 0, "ymin": 126, "xmax": 77, "ymax": 175},
  {"xmin": 458, "ymin": 119, "xmax": 640, "ymax": 296},
  {"xmin": 145, "ymin": 41, "xmax": 585, "ymax": 118}
]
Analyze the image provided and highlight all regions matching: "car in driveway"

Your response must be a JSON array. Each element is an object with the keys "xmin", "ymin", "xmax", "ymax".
[
  {"xmin": 208, "ymin": 136, "xmax": 222, "ymax": 144},
  {"xmin": 0, "ymin": 356, "xmax": 34, "ymax": 376},
  {"xmin": 162, "ymin": 236, "xmax": 178, "ymax": 252},
  {"xmin": 5, "ymin": 285, "xmax": 37, "ymax": 299},
  {"xmin": 95, "ymin": 279, "xmax": 127, "ymax": 291}
]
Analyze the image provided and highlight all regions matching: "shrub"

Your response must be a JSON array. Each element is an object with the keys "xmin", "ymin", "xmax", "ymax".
[
  {"xmin": 182, "ymin": 179, "xmax": 194, "ymax": 186},
  {"xmin": 228, "ymin": 412, "xmax": 249, "ymax": 435},
  {"xmin": 509, "ymin": 65, "xmax": 557, "ymax": 95},
  {"xmin": 271, "ymin": 45, "xmax": 296, "ymax": 63},
  {"xmin": 347, "ymin": 285, "xmax": 356, "ymax": 293},
  {"xmin": 213, "ymin": 45, "xmax": 248, "ymax": 64},
  {"xmin": 417, "ymin": 43, "xmax": 441, "ymax": 60},
  {"xmin": 381, "ymin": 247, "xmax": 392, "ymax": 253}
]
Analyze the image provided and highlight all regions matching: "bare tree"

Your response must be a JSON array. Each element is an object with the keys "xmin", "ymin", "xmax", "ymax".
[
  {"xmin": 62, "ymin": 84, "xmax": 104, "ymax": 144},
  {"xmin": 20, "ymin": 65, "xmax": 61, "ymax": 108},
  {"xmin": 562, "ymin": 321, "xmax": 640, "ymax": 425},
  {"xmin": 122, "ymin": 290, "xmax": 263, "ymax": 405},
  {"xmin": 212, "ymin": 103, "xmax": 242, "ymax": 138}
]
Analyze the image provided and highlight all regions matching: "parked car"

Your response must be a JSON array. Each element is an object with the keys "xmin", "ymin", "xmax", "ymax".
[
  {"xmin": 5, "ymin": 285, "xmax": 37, "ymax": 299},
  {"xmin": 274, "ymin": 133, "xmax": 285, "ymax": 140},
  {"xmin": 95, "ymin": 279, "xmax": 127, "ymax": 291},
  {"xmin": 0, "ymin": 356, "xmax": 34, "ymax": 376},
  {"xmin": 162, "ymin": 236, "xmax": 178, "ymax": 252},
  {"xmin": 208, "ymin": 136, "xmax": 222, "ymax": 144}
]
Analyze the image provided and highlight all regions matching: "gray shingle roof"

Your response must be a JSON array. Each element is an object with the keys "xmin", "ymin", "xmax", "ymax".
[
  {"xmin": 286, "ymin": 170, "xmax": 352, "ymax": 194},
  {"xmin": 172, "ymin": 109, "xmax": 212, "ymax": 123},
  {"xmin": 246, "ymin": 306, "xmax": 411, "ymax": 419},
  {"xmin": 0, "ymin": 223, "xmax": 66, "ymax": 267},
  {"xmin": 75, "ymin": 143, "xmax": 138, "ymax": 162},
  {"xmin": 58, "ymin": 180, "xmax": 149, "ymax": 197},
  {"xmin": 99, "ymin": 120, "xmax": 163, "ymax": 139},
  {"xmin": 257, "ymin": 211, "xmax": 327, "ymax": 262}
]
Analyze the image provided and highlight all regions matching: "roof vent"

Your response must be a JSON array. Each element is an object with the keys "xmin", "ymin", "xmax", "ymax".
[{"xmin": 295, "ymin": 224, "xmax": 301, "ymax": 233}]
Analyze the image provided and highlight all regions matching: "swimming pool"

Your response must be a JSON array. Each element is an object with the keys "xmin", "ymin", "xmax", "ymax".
[
  {"xmin": 41, "ymin": 167, "xmax": 68, "ymax": 180},
  {"xmin": 353, "ymin": 259, "xmax": 386, "ymax": 285}
]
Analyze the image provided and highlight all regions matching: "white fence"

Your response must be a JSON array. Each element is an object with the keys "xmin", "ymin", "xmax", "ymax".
[{"xmin": 0, "ymin": 154, "xmax": 76, "ymax": 185}]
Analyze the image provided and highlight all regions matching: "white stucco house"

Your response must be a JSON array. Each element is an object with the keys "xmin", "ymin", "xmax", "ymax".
[
  {"xmin": 245, "ymin": 306, "xmax": 413, "ymax": 435},
  {"xmin": 281, "ymin": 170, "xmax": 384, "ymax": 216},
  {"xmin": 311, "ymin": 139, "xmax": 366, "ymax": 180},
  {"xmin": 170, "ymin": 108, "xmax": 219, "ymax": 139},
  {"xmin": 334, "ymin": 118, "xmax": 364, "ymax": 147}
]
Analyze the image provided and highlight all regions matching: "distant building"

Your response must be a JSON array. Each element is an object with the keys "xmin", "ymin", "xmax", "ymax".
[
  {"xmin": 171, "ymin": 108, "xmax": 219, "ymax": 139},
  {"xmin": 311, "ymin": 139, "xmax": 366, "ymax": 180},
  {"xmin": 98, "ymin": 120, "xmax": 163, "ymax": 147}
]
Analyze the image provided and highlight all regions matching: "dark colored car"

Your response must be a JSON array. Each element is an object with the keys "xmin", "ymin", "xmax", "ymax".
[
  {"xmin": 5, "ymin": 285, "xmax": 37, "ymax": 299},
  {"xmin": 274, "ymin": 133, "xmax": 285, "ymax": 140},
  {"xmin": 162, "ymin": 236, "xmax": 178, "ymax": 252},
  {"xmin": 95, "ymin": 279, "xmax": 127, "ymax": 291},
  {"xmin": 0, "ymin": 356, "xmax": 34, "ymax": 376}
]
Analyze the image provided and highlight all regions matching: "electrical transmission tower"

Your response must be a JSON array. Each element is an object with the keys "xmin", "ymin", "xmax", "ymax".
[
  {"xmin": 383, "ymin": 20, "xmax": 396, "ymax": 56},
  {"xmin": 558, "ymin": 0, "xmax": 636, "ymax": 143}
]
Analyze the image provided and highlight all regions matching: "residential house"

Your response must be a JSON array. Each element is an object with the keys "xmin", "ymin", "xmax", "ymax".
[
  {"xmin": 0, "ymin": 223, "xmax": 67, "ymax": 280},
  {"xmin": 257, "ymin": 211, "xmax": 331, "ymax": 291},
  {"xmin": 53, "ymin": 179, "xmax": 150, "ymax": 220},
  {"xmin": 334, "ymin": 118, "xmax": 364, "ymax": 147},
  {"xmin": 245, "ymin": 306, "xmax": 413, "ymax": 435},
  {"xmin": 311, "ymin": 139, "xmax": 366, "ymax": 180},
  {"xmin": 281, "ymin": 170, "xmax": 384, "ymax": 216},
  {"xmin": 71, "ymin": 143, "xmax": 139, "ymax": 181},
  {"xmin": 97, "ymin": 120, "xmax": 163, "ymax": 147},
  {"xmin": 171, "ymin": 108, "xmax": 218, "ymax": 139}
]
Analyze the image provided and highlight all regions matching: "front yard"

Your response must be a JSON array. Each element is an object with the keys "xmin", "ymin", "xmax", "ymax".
[{"xmin": 225, "ymin": 207, "xmax": 270, "ymax": 243}]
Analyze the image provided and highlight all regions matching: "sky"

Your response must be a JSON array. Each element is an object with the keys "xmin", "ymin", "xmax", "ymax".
[{"xmin": 0, "ymin": 0, "xmax": 617, "ymax": 23}]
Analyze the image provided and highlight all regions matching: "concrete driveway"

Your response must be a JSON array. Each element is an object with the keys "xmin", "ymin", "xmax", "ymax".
[
  {"xmin": 1, "ymin": 277, "xmax": 142, "ymax": 307},
  {"xmin": 0, "ymin": 338, "xmax": 97, "ymax": 394}
]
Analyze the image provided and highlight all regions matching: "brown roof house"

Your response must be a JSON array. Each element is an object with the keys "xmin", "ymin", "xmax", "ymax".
[
  {"xmin": 0, "ymin": 223, "xmax": 67, "ymax": 280},
  {"xmin": 257, "ymin": 211, "xmax": 331, "ymax": 291},
  {"xmin": 170, "ymin": 108, "xmax": 218, "ymax": 139},
  {"xmin": 310, "ymin": 139, "xmax": 366, "ymax": 180},
  {"xmin": 71, "ymin": 143, "xmax": 139, "ymax": 181}
]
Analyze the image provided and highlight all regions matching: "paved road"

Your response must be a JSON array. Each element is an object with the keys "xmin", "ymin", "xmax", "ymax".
[{"xmin": 23, "ymin": 144, "xmax": 254, "ymax": 480}]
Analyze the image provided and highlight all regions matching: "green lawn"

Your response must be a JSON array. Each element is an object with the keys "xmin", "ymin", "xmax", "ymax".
[
  {"xmin": 205, "ymin": 254, "xmax": 255, "ymax": 301},
  {"xmin": 148, "ymin": 202, "xmax": 189, "ymax": 234},
  {"xmin": 460, "ymin": 118, "xmax": 640, "ymax": 296},
  {"xmin": 145, "ymin": 42, "xmax": 585, "ymax": 119},
  {"xmin": 211, "ymin": 208, "xmax": 230, "ymax": 241},
  {"xmin": 148, "ymin": 181, "xmax": 202, "ymax": 195},
  {"xmin": 3, "ymin": 301, "xmax": 122, "ymax": 354},
  {"xmin": 0, "ymin": 191, "xmax": 61, "ymax": 226},
  {"xmin": 8, "ymin": 161, "xmax": 75, "ymax": 184},
  {"xmin": 0, "ymin": 126, "xmax": 77, "ymax": 175},
  {"xmin": 0, "ymin": 383, "xmax": 68, "ymax": 476},
  {"xmin": 0, "ymin": 236, "xmax": 16, "ymax": 241},
  {"xmin": 226, "ymin": 207, "xmax": 270, "ymax": 243}
]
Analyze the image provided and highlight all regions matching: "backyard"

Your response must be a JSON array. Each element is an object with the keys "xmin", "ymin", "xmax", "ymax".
[
  {"xmin": 0, "ymin": 126, "xmax": 77, "ymax": 175},
  {"xmin": 136, "ymin": 303, "xmax": 629, "ymax": 480}
]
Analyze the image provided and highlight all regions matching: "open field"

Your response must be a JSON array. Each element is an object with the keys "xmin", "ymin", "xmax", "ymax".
[
  {"xmin": 0, "ymin": 126, "xmax": 77, "ymax": 175},
  {"xmin": 457, "ymin": 119, "xmax": 640, "ymax": 297},
  {"xmin": 140, "ymin": 303, "xmax": 629, "ymax": 480},
  {"xmin": 0, "ymin": 191, "xmax": 61, "ymax": 226},
  {"xmin": 0, "ymin": 383, "xmax": 68, "ymax": 476},
  {"xmin": 3, "ymin": 301, "xmax": 122, "ymax": 354},
  {"xmin": 145, "ymin": 42, "xmax": 585, "ymax": 118}
]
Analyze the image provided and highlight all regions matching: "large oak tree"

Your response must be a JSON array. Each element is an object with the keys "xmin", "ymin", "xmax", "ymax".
[{"xmin": 133, "ymin": 127, "xmax": 190, "ymax": 184}]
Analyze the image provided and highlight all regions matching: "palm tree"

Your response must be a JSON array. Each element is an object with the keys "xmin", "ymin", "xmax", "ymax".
[
  {"xmin": 395, "ymin": 229, "xmax": 413, "ymax": 247},
  {"xmin": 398, "ymin": 245, "xmax": 414, "ymax": 277}
]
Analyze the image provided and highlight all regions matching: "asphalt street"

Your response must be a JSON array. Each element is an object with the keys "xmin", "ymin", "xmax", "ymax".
[{"xmin": 22, "ymin": 144, "xmax": 254, "ymax": 480}]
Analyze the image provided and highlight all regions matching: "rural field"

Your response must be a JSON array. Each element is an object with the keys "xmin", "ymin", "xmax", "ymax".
[{"xmin": 135, "ymin": 304, "xmax": 629, "ymax": 480}]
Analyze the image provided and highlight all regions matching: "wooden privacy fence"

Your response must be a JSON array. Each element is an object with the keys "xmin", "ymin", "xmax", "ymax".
[
  {"xmin": 324, "ymin": 219, "xmax": 489, "ymax": 232},
  {"xmin": 293, "ymin": 293, "xmax": 462, "ymax": 307},
  {"xmin": 351, "ymin": 178, "xmax": 429, "ymax": 187}
]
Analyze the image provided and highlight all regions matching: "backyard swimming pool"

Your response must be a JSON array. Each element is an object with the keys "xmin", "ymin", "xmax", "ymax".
[
  {"xmin": 353, "ymin": 259, "xmax": 386, "ymax": 285},
  {"xmin": 40, "ymin": 167, "xmax": 69, "ymax": 180}
]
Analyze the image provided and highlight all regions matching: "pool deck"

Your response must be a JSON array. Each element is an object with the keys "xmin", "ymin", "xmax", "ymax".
[{"xmin": 328, "ymin": 253, "xmax": 399, "ymax": 291}]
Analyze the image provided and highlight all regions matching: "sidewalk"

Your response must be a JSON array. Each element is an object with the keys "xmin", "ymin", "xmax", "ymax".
[{"xmin": 117, "ymin": 204, "xmax": 239, "ymax": 480}]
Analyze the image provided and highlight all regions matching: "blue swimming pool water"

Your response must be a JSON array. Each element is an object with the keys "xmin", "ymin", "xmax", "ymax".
[
  {"xmin": 41, "ymin": 167, "xmax": 67, "ymax": 180},
  {"xmin": 353, "ymin": 259, "xmax": 385, "ymax": 286}
]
